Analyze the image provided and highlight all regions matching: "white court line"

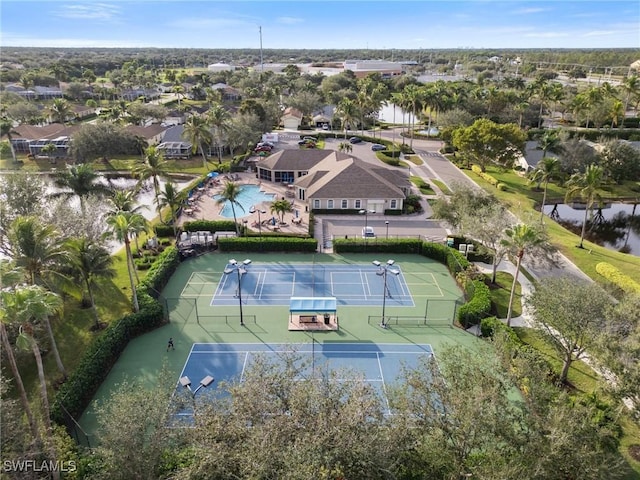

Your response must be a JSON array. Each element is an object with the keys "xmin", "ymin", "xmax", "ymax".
[
  {"xmin": 254, "ymin": 270, "xmax": 264, "ymax": 297},
  {"xmin": 377, "ymin": 352, "xmax": 391, "ymax": 415},
  {"xmin": 361, "ymin": 270, "xmax": 372, "ymax": 297},
  {"xmin": 240, "ymin": 352, "xmax": 250, "ymax": 382}
]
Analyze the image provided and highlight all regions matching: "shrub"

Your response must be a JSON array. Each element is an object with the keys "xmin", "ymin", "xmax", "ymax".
[
  {"xmin": 496, "ymin": 183, "xmax": 508, "ymax": 191},
  {"xmin": 595, "ymin": 262, "xmax": 640, "ymax": 294},
  {"xmin": 480, "ymin": 316, "xmax": 520, "ymax": 343},
  {"xmin": 471, "ymin": 165, "xmax": 499, "ymax": 187},
  {"xmin": 140, "ymin": 246, "xmax": 180, "ymax": 297},
  {"xmin": 218, "ymin": 236, "xmax": 317, "ymax": 253},
  {"xmin": 183, "ymin": 220, "xmax": 238, "ymax": 233},
  {"xmin": 457, "ymin": 280, "xmax": 491, "ymax": 327},
  {"xmin": 333, "ymin": 238, "xmax": 422, "ymax": 254},
  {"xmin": 154, "ymin": 224, "xmax": 175, "ymax": 238}
]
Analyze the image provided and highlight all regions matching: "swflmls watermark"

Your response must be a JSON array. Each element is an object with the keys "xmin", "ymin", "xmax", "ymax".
[{"xmin": 2, "ymin": 460, "xmax": 77, "ymax": 473}]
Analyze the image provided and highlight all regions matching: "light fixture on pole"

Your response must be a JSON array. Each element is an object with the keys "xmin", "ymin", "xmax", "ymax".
[
  {"xmin": 385, "ymin": 220, "xmax": 389, "ymax": 239},
  {"xmin": 359, "ymin": 208, "xmax": 375, "ymax": 251},
  {"xmin": 224, "ymin": 258, "xmax": 251, "ymax": 326},
  {"xmin": 257, "ymin": 209, "xmax": 266, "ymax": 247},
  {"xmin": 180, "ymin": 375, "xmax": 214, "ymax": 397},
  {"xmin": 373, "ymin": 259, "xmax": 400, "ymax": 329}
]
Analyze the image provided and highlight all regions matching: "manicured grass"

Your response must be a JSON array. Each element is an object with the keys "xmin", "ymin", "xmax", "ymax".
[
  {"xmin": 463, "ymin": 167, "xmax": 640, "ymax": 285},
  {"xmin": 410, "ymin": 175, "xmax": 435, "ymax": 195},
  {"xmin": 404, "ymin": 155, "xmax": 424, "ymax": 165},
  {"xmin": 487, "ymin": 271, "xmax": 522, "ymax": 318},
  {"xmin": 431, "ymin": 178, "xmax": 452, "ymax": 195}
]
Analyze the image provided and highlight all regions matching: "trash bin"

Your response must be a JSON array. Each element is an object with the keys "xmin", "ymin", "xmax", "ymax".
[{"xmin": 324, "ymin": 313, "xmax": 330, "ymax": 325}]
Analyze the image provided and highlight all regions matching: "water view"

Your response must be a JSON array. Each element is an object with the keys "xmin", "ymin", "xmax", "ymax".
[{"xmin": 543, "ymin": 203, "xmax": 640, "ymax": 256}]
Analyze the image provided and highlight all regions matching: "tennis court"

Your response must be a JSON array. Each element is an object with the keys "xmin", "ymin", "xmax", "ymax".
[
  {"xmin": 171, "ymin": 342, "xmax": 434, "ymax": 423},
  {"xmin": 182, "ymin": 263, "xmax": 420, "ymax": 307}
]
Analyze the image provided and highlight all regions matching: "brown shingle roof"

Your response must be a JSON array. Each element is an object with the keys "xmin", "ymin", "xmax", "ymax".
[
  {"xmin": 10, "ymin": 123, "xmax": 79, "ymax": 140},
  {"xmin": 125, "ymin": 124, "xmax": 167, "ymax": 139}
]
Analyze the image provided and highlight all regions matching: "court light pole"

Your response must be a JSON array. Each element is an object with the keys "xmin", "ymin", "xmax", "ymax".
[
  {"xmin": 359, "ymin": 208, "xmax": 375, "ymax": 252},
  {"xmin": 373, "ymin": 259, "xmax": 400, "ymax": 329},
  {"xmin": 224, "ymin": 258, "xmax": 251, "ymax": 326},
  {"xmin": 257, "ymin": 209, "xmax": 266, "ymax": 248}
]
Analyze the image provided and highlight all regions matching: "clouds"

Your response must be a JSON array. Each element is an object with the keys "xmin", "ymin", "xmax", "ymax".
[
  {"xmin": 276, "ymin": 16, "xmax": 304, "ymax": 25},
  {"xmin": 55, "ymin": 2, "xmax": 122, "ymax": 21}
]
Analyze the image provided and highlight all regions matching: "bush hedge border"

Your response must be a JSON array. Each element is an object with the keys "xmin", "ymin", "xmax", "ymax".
[{"xmin": 51, "ymin": 246, "xmax": 180, "ymax": 427}]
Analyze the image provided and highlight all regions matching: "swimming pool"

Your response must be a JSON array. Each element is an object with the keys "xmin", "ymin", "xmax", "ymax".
[{"xmin": 213, "ymin": 184, "xmax": 276, "ymax": 218}]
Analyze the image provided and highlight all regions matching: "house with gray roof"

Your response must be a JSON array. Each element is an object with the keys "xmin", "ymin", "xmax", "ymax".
[{"xmin": 256, "ymin": 150, "xmax": 410, "ymax": 214}]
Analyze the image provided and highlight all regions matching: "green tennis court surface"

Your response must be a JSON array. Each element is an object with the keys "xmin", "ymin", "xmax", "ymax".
[{"xmin": 171, "ymin": 342, "xmax": 434, "ymax": 423}]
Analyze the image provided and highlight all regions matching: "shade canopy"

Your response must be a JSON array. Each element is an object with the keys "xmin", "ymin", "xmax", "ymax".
[{"xmin": 289, "ymin": 297, "xmax": 337, "ymax": 313}]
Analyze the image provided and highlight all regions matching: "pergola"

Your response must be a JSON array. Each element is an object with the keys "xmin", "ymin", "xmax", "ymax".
[{"xmin": 288, "ymin": 297, "xmax": 338, "ymax": 331}]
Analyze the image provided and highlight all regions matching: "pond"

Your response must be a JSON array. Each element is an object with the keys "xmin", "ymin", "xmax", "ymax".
[{"xmin": 543, "ymin": 202, "xmax": 640, "ymax": 256}]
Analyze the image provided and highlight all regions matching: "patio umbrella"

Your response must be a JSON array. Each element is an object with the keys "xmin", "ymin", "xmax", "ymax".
[{"xmin": 207, "ymin": 171, "xmax": 219, "ymax": 178}]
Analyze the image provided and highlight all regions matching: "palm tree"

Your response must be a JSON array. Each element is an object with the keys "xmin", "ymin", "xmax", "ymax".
[
  {"xmin": 41, "ymin": 142, "xmax": 58, "ymax": 164},
  {"xmin": 501, "ymin": 223, "xmax": 547, "ymax": 326},
  {"xmin": 207, "ymin": 103, "xmax": 231, "ymax": 163},
  {"xmin": 132, "ymin": 145, "xmax": 171, "ymax": 217},
  {"xmin": 610, "ymin": 100, "xmax": 624, "ymax": 128},
  {"xmin": 156, "ymin": 182, "xmax": 183, "ymax": 237},
  {"xmin": 528, "ymin": 157, "xmax": 560, "ymax": 223},
  {"xmin": 0, "ymin": 266, "xmax": 40, "ymax": 444},
  {"xmin": 538, "ymin": 129, "xmax": 561, "ymax": 159},
  {"xmin": 619, "ymin": 75, "xmax": 639, "ymax": 127},
  {"xmin": 403, "ymin": 84, "xmax": 424, "ymax": 150},
  {"xmin": 565, "ymin": 164, "xmax": 605, "ymax": 249},
  {"xmin": 106, "ymin": 212, "xmax": 149, "ymax": 312},
  {"xmin": 336, "ymin": 98, "xmax": 358, "ymax": 139},
  {"xmin": 50, "ymin": 164, "xmax": 112, "ymax": 215},
  {"xmin": 107, "ymin": 188, "xmax": 142, "ymax": 214},
  {"xmin": 0, "ymin": 117, "xmax": 19, "ymax": 163},
  {"xmin": 183, "ymin": 115, "xmax": 213, "ymax": 171},
  {"xmin": 66, "ymin": 238, "xmax": 116, "ymax": 329},
  {"xmin": 7, "ymin": 216, "xmax": 68, "ymax": 286},
  {"xmin": 216, "ymin": 181, "xmax": 244, "ymax": 235},
  {"xmin": 270, "ymin": 199, "xmax": 293, "ymax": 224},
  {"xmin": 49, "ymin": 98, "xmax": 72, "ymax": 124}
]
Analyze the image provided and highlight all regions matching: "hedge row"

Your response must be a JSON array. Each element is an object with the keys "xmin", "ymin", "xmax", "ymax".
[
  {"xmin": 595, "ymin": 262, "xmax": 640, "ymax": 295},
  {"xmin": 51, "ymin": 248, "xmax": 181, "ymax": 427},
  {"xmin": 471, "ymin": 165, "xmax": 499, "ymax": 187},
  {"xmin": 420, "ymin": 242, "xmax": 471, "ymax": 274},
  {"xmin": 183, "ymin": 219, "xmax": 239, "ymax": 233},
  {"xmin": 480, "ymin": 316, "xmax": 522, "ymax": 343},
  {"xmin": 333, "ymin": 238, "xmax": 423, "ymax": 254},
  {"xmin": 218, "ymin": 236, "xmax": 318, "ymax": 252},
  {"xmin": 457, "ymin": 280, "xmax": 491, "ymax": 327}
]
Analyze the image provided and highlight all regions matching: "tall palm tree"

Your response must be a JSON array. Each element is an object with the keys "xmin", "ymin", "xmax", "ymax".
[
  {"xmin": 207, "ymin": 103, "xmax": 231, "ymax": 163},
  {"xmin": 41, "ymin": 142, "xmax": 58, "ymax": 164},
  {"xmin": 7, "ymin": 216, "xmax": 68, "ymax": 286},
  {"xmin": 403, "ymin": 84, "xmax": 424, "ymax": 150},
  {"xmin": 619, "ymin": 75, "xmax": 639, "ymax": 127},
  {"xmin": 336, "ymin": 98, "xmax": 359, "ymax": 139},
  {"xmin": 156, "ymin": 182, "xmax": 183, "ymax": 237},
  {"xmin": 610, "ymin": 100, "xmax": 624, "ymax": 128},
  {"xmin": 0, "ymin": 117, "xmax": 19, "ymax": 164},
  {"xmin": 528, "ymin": 157, "xmax": 560, "ymax": 223},
  {"xmin": 107, "ymin": 188, "xmax": 142, "ymax": 214},
  {"xmin": 50, "ymin": 164, "xmax": 112, "ymax": 215},
  {"xmin": 538, "ymin": 129, "xmax": 561, "ymax": 159},
  {"xmin": 132, "ymin": 145, "xmax": 171, "ymax": 217},
  {"xmin": 216, "ymin": 181, "xmax": 244, "ymax": 235},
  {"xmin": 106, "ymin": 212, "xmax": 149, "ymax": 312},
  {"xmin": 565, "ymin": 164, "xmax": 605, "ymax": 249},
  {"xmin": 183, "ymin": 115, "xmax": 213, "ymax": 171},
  {"xmin": 65, "ymin": 238, "xmax": 116, "ymax": 329},
  {"xmin": 501, "ymin": 223, "xmax": 547, "ymax": 326},
  {"xmin": 0, "ymin": 266, "xmax": 40, "ymax": 445}
]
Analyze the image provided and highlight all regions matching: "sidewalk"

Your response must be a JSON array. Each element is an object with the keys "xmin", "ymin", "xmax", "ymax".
[{"xmin": 465, "ymin": 261, "xmax": 535, "ymax": 335}]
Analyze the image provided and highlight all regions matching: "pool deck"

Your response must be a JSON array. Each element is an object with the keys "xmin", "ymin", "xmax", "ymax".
[{"xmin": 178, "ymin": 172, "xmax": 310, "ymax": 236}]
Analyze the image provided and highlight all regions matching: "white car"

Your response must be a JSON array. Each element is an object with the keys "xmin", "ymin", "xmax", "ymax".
[{"xmin": 362, "ymin": 226, "xmax": 376, "ymax": 238}]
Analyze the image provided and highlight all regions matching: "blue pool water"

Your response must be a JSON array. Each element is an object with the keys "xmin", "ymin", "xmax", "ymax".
[{"xmin": 214, "ymin": 185, "xmax": 276, "ymax": 218}]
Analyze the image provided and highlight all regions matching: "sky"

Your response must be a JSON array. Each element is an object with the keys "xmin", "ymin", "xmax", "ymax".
[{"xmin": 1, "ymin": 0, "xmax": 639, "ymax": 50}]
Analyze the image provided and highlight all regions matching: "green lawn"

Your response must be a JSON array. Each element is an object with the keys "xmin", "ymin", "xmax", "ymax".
[
  {"xmin": 463, "ymin": 167, "xmax": 640, "ymax": 285},
  {"xmin": 487, "ymin": 271, "xmax": 522, "ymax": 318}
]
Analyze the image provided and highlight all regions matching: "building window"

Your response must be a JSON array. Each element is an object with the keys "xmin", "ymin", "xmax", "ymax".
[
  {"xmin": 390, "ymin": 199, "xmax": 397, "ymax": 209},
  {"xmin": 313, "ymin": 199, "xmax": 320, "ymax": 209},
  {"xmin": 341, "ymin": 199, "xmax": 348, "ymax": 209},
  {"xmin": 354, "ymin": 199, "xmax": 362, "ymax": 209},
  {"xmin": 328, "ymin": 200, "xmax": 334, "ymax": 209}
]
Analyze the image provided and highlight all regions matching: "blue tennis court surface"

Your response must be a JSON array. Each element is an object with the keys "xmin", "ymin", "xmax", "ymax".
[
  {"xmin": 209, "ymin": 263, "xmax": 414, "ymax": 307},
  {"xmin": 171, "ymin": 342, "xmax": 433, "ymax": 422}
]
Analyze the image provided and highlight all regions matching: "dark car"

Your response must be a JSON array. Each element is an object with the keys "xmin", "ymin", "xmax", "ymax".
[
  {"xmin": 254, "ymin": 145, "xmax": 272, "ymax": 152},
  {"xmin": 298, "ymin": 139, "xmax": 316, "ymax": 146},
  {"xmin": 371, "ymin": 143, "xmax": 386, "ymax": 151},
  {"xmin": 349, "ymin": 137, "xmax": 362, "ymax": 144}
]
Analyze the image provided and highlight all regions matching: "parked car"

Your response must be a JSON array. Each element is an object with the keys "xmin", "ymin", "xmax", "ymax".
[
  {"xmin": 302, "ymin": 136, "xmax": 318, "ymax": 142},
  {"xmin": 349, "ymin": 137, "xmax": 362, "ymax": 144},
  {"xmin": 254, "ymin": 145, "xmax": 272, "ymax": 152},
  {"xmin": 371, "ymin": 143, "xmax": 386, "ymax": 151},
  {"xmin": 257, "ymin": 141, "xmax": 275, "ymax": 148},
  {"xmin": 298, "ymin": 139, "xmax": 316, "ymax": 146},
  {"xmin": 362, "ymin": 226, "xmax": 376, "ymax": 238}
]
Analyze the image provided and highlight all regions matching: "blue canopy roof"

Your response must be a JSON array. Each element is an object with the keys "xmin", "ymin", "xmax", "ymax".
[{"xmin": 289, "ymin": 297, "xmax": 337, "ymax": 313}]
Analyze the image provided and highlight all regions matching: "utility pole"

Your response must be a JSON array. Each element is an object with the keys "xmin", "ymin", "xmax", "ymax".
[{"xmin": 259, "ymin": 26, "xmax": 264, "ymax": 72}]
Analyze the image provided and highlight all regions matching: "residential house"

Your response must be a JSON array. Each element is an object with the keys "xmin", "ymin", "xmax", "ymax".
[
  {"xmin": 282, "ymin": 107, "xmax": 303, "ymax": 130},
  {"xmin": 312, "ymin": 105, "xmax": 335, "ymax": 129},
  {"xmin": 210, "ymin": 83, "xmax": 242, "ymax": 101},
  {"xmin": 125, "ymin": 124, "xmax": 167, "ymax": 146},
  {"xmin": 157, "ymin": 125, "xmax": 193, "ymax": 159},
  {"xmin": 256, "ymin": 150, "xmax": 410, "ymax": 213},
  {"xmin": 5, "ymin": 123, "xmax": 79, "ymax": 156}
]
